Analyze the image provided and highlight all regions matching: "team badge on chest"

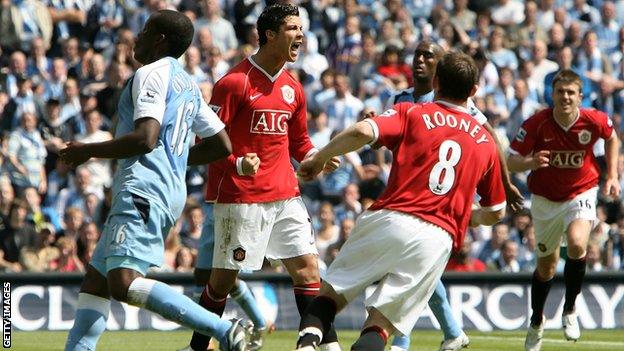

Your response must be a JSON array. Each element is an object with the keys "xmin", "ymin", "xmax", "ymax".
[
  {"xmin": 281, "ymin": 85, "xmax": 295, "ymax": 104},
  {"xmin": 578, "ymin": 129, "xmax": 591, "ymax": 145}
]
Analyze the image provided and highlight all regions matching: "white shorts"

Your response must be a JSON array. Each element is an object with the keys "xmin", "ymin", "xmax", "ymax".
[
  {"xmin": 324, "ymin": 209, "xmax": 452, "ymax": 336},
  {"xmin": 212, "ymin": 197, "xmax": 317, "ymax": 270},
  {"xmin": 531, "ymin": 187, "xmax": 598, "ymax": 258}
]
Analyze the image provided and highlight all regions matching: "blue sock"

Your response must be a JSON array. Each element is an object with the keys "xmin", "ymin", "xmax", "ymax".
[
  {"xmin": 231, "ymin": 280, "xmax": 266, "ymax": 329},
  {"xmin": 65, "ymin": 293, "xmax": 110, "ymax": 351},
  {"xmin": 428, "ymin": 280, "xmax": 462, "ymax": 340},
  {"xmin": 391, "ymin": 334, "xmax": 411, "ymax": 349},
  {"xmin": 127, "ymin": 277, "xmax": 232, "ymax": 344}
]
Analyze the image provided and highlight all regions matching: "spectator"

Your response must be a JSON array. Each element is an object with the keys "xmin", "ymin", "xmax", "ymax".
[
  {"xmin": 491, "ymin": 0, "xmax": 525, "ymax": 26},
  {"xmin": 446, "ymin": 237, "xmax": 487, "ymax": 272},
  {"xmin": 22, "ymin": 186, "xmax": 61, "ymax": 233},
  {"xmin": 506, "ymin": 78, "xmax": 543, "ymax": 140},
  {"xmin": 44, "ymin": 158, "xmax": 72, "ymax": 208},
  {"xmin": 519, "ymin": 224, "xmax": 537, "ymax": 271},
  {"xmin": 53, "ymin": 236, "xmax": 84, "ymax": 272},
  {"xmin": 333, "ymin": 182, "xmax": 362, "ymax": 224},
  {"xmin": 314, "ymin": 202, "xmax": 339, "ymax": 262},
  {"xmin": 593, "ymin": 1, "xmax": 620, "ymax": 53},
  {"xmin": 320, "ymin": 73, "xmax": 364, "ymax": 132},
  {"xmin": 195, "ymin": 0, "xmax": 238, "ymax": 61},
  {"xmin": 1, "ymin": 74, "xmax": 41, "ymax": 134},
  {"xmin": 450, "ymin": 0, "xmax": 476, "ymax": 33},
  {"xmin": 544, "ymin": 46, "xmax": 593, "ymax": 107},
  {"xmin": 488, "ymin": 239, "xmax": 521, "ymax": 272},
  {"xmin": 19, "ymin": 223, "xmax": 58, "ymax": 272},
  {"xmin": 179, "ymin": 203, "xmax": 203, "ymax": 250},
  {"xmin": 75, "ymin": 110, "xmax": 113, "ymax": 189},
  {"xmin": 478, "ymin": 222, "xmax": 510, "ymax": 263},
  {"xmin": 76, "ymin": 221, "xmax": 99, "ymax": 261},
  {"xmin": 529, "ymin": 39, "xmax": 559, "ymax": 98},
  {"xmin": 586, "ymin": 241, "xmax": 604, "ymax": 271},
  {"xmin": 0, "ymin": 0, "xmax": 53, "ymax": 53},
  {"xmin": 27, "ymin": 37, "xmax": 52, "ymax": 79},
  {"xmin": 0, "ymin": 179, "xmax": 15, "ymax": 218},
  {"xmin": 47, "ymin": 1, "xmax": 88, "ymax": 56},
  {"xmin": 487, "ymin": 26, "xmax": 518, "ymax": 70},
  {"xmin": 55, "ymin": 167, "xmax": 102, "ymax": 219},
  {"xmin": 43, "ymin": 58, "xmax": 68, "ymax": 102},
  {"xmin": 96, "ymin": 62, "xmax": 130, "ymax": 120},
  {"xmin": 175, "ymin": 246, "xmax": 195, "ymax": 273},
  {"xmin": 325, "ymin": 217, "xmax": 355, "ymax": 266},
  {"xmin": 91, "ymin": 0, "xmax": 124, "ymax": 52},
  {"xmin": 568, "ymin": 0, "xmax": 600, "ymax": 25},
  {"xmin": 5, "ymin": 111, "xmax": 47, "ymax": 195},
  {"xmin": 204, "ymin": 45, "xmax": 229, "ymax": 83},
  {"xmin": 183, "ymin": 46, "xmax": 208, "ymax": 83},
  {"xmin": 59, "ymin": 206, "xmax": 84, "ymax": 241}
]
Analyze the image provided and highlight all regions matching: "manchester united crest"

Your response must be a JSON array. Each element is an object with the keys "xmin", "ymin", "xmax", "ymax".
[
  {"xmin": 578, "ymin": 129, "xmax": 591, "ymax": 145},
  {"xmin": 233, "ymin": 247, "xmax": 246, "ymax": 262},
  {"xmin": 281, "ymin": 85, "xmax": 295, "ymax": 104}
]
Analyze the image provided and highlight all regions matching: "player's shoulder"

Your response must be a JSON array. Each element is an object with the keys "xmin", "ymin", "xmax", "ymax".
[
  {"xmin": 580, "ymin": 107, "xmax": 610, "ymax": 123},
  {"xmin": 280, "ymin": 68, "xmax": 304, "ymax": 91},
  {"xmin": 134, "ymin": 57, "xmax": 173, "ymax": 79},
  {"xmin": 392, "ymin": 88, "xmax": 414, "ymax": 104},
  {"xmin": 523, "ymin": 107, "xmax": 551, "ymax": 126},
  {"xmin": 214, "ymin": 59, "xmax": 252, "ymax": 87}
]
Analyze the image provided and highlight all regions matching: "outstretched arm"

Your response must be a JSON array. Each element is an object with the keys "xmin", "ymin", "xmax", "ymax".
[
  {"xmin": 297, "ymin": 121, "xmax": 374, "ymax": 181},
  {"xmin": 188, "ymin": 130, "xmax": 232, "ymax": 166},
  {"xmin": 60, "ymin": 117, "xmax": 160, "ymax": 167}
]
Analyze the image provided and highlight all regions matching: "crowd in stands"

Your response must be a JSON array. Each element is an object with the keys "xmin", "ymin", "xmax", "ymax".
[{"xmin": 1, "ymin": 0, "xmax": 624, "ymax": 274}]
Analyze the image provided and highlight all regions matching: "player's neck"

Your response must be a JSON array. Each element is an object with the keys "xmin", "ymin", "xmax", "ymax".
[
  {"xmin": 434, "ymin": 94, "xmax": 468, "ymax": 109},
  {"xmin": 412, "ymin": 83, "xmax": 433, "ymax": 99},
  {"xmin": 251, "ymin": 50, "xmax": 285, "ymax": 76},
  {"xmin": 553, "ymin": 108, "xmax": 579, "ymax": 128}
]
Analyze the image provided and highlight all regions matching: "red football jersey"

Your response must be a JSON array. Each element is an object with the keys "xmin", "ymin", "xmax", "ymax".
[
  {"xmin": 509, "ymin": 108, "xmax": 613, "ymax": 202},
  {"xmin": 367, "ymin": 102, "xmax": 506, "ymax": 251},
  {"xmin": 206, "ymin": 57, "xmax": 315, "ymax": 203}
]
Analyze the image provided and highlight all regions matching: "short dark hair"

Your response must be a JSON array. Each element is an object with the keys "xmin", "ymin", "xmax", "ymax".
[
  {"xmin": 152, "ymin": 10, "xmax": 194, "ymax": 58},
  {"xmin": 257, "ymin": 4, "xmax": 299, "ymax": 46},
  {"xmin": 435, "ymin": 52, "xmax": 478, "ymax": 101},
  {"xmin": 552, "ymin": 69, "xmax": 583, "ymax": 92}
]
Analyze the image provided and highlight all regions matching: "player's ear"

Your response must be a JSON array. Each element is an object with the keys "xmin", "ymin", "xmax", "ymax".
[
  {"xmin": 469, "ymin": 84, "xmax": 478, "ymax": 98},
  {"xmin": 266, "ymin": 29, "xmax": 276, "ymax": 41}
]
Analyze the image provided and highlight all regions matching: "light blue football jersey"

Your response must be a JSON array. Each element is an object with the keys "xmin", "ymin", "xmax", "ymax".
[{"xmin": 113, "ymin": 57, "xmax": 224, "ymax": 220}]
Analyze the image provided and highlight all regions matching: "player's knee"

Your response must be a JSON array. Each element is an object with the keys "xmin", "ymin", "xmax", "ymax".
[
  {"xmin": 566, "ymin": 244, "xmax": 586, "ymax": 259},
  {"xmin": 291, "ymin": 267, "xmax": 320, "ymax": 285},
  {"xmin": 108, "ymin": 280, "xmax": 130, "ymax": 302},
  {"xmin": 536, "ymin": 263, "xmax": 556, "ymax": 280}
]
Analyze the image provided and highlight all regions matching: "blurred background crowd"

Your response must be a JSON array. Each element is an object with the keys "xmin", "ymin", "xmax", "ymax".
[{"xmin": 1, "ymin": 0, "xmax": 624, "ymax": 275}]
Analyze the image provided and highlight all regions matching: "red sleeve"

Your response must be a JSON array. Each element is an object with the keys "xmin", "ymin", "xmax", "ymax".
[
  {"xmin": 369, "ymin": 103, "xmax": 410, "ymax": 150},
  {"xmin": 594, "ymin": 110, "xmax": 614, "ymax": 139},
  {"xmin": 509, "ymin": 114, "xmax": 539, "ymax": 156},
  {"xmin": 288, "ymin": 84, "xmax": 315, "ymax": 162},
  {"xmin": 210, "ymin": 75, "xmax": 243, "ymax": 173},
  {"xmin": 477, "ymin": 146, "xmax": 507, "ymax": 209}
]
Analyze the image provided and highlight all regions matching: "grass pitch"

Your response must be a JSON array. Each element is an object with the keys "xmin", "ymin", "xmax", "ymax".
[{"xmin": 10, "ymin": 329, "xmax": 624, "ymax": 350}]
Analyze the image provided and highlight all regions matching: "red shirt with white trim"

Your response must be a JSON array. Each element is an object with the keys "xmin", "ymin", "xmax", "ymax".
[
  {"xmin": 509, "ymin": 108, "xmax": 613, "ymax": 202},
  {"xmin": 206, "ymin": 57, "xmax": 315, "ymax": 203},
  {"xmin": 367, "ymin": 102, "xmax": 506, "ymax": 251}
]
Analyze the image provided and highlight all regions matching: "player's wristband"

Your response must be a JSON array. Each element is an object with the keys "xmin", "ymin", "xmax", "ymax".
[{"xmin": 236, "ymin": 157, "xmax": 244, "ymax": 176}]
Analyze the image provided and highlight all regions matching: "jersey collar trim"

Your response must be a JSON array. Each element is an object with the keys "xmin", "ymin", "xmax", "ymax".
[
  {"xmin": 248, "ymin": 56, "xmax": 283, "ymax": 82},
  {"xmin": 553, "ymin": 108, "xmax": 580, "ymax": 132},
  {"xmin": 435, "ymin": 100, "xmax": 470, "ymax": 114}
]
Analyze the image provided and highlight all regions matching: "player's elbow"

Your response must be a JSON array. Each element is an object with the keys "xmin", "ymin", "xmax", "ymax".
[
  {"xmin": 137, "ymin": 138, "xmax": 157, "ymax": 153},
  {"xmin": 353, "ymin": 121, "xmax": 375, "ymax": 142},
  {"xmin": 482, "ymin": 208, "xmax": 506, "ymax": 225}
]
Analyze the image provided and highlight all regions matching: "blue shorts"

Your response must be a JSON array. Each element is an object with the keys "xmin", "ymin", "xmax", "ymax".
[
  {"xmin": 91, "ymin": 191, "xmax": 174, "ymax": 276},
  {"xmin": 195, "ymin": 202, "xmax": 216, "ymax": 270}
]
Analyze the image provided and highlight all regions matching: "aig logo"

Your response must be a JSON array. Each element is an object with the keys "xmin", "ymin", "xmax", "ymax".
[
  {"xmin": 550, "ymin": 150, "xmax": 585, "ymax": 168},
  {"xmin": 250, "ymin": 109, "xmax": 291, "ymax": 135}
]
